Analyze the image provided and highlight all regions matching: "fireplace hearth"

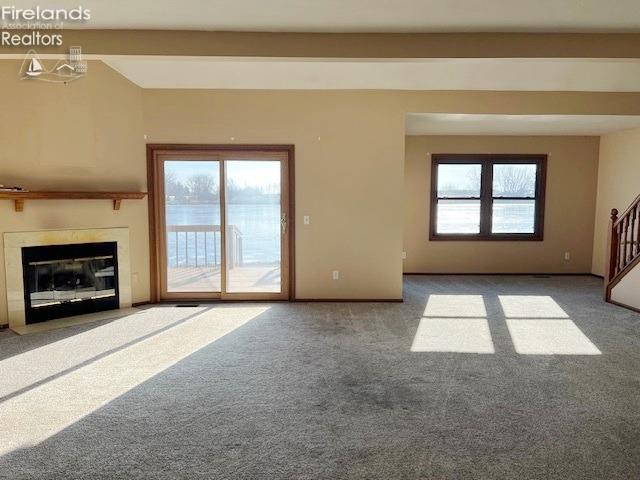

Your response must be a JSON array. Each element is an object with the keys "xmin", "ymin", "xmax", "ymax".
[{"xmin": 21, "ymin": 242, "xmax": 119, "ymax": 324}]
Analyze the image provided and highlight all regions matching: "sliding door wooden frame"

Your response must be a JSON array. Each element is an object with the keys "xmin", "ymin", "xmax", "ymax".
[
  {"xmin": 155, "ymin": 153, "xmax": 222, "ymax": 301},
  {"xmin": 146, "ymin": 144, "xmax": 295, "ymax": 302}
]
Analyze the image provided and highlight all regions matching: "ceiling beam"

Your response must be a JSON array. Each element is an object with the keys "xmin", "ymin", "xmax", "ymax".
[{"xmin": 6, "ymin": 30, "xmax": 640, "ymax": 59}]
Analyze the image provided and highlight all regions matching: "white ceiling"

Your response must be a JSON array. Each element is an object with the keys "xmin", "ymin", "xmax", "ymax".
[
  {"xmin": 406, "ymin": 114, "xmax": 640, "ymax": 136},
  {"xmin": 101, "ymin": 57, "xmax": 640, "ymax": 92},
  {"xmin": 15, "ymin": 0, "xmax": 640, "ymax": 32}
]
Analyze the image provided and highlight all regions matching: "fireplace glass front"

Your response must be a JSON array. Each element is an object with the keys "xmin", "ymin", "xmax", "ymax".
[{"xmin": 22, "ymin": 242, "xmax": 119, "ymax": 324}]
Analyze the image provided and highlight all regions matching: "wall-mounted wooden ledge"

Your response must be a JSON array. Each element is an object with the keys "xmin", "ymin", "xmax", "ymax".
[{"xmin": 0, "ymin": 191, "xmax": 148, "ymax": 212}]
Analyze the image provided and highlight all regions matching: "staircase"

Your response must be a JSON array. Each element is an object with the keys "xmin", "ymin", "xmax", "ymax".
[{"xmin": 605, "ymin": 193, "xmax": 640, "ymax": 312}]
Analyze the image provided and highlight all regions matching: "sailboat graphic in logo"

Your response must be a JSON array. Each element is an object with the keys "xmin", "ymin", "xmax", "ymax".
[
  {"xmin": 25, "ymin": 57, "xmax": 44, "ymax": 77},
  {"xmin": 19, "ymin": 48, "xmax": 88, "ymax": 83},
  {"xmin": 20, "ymin": 50, "xmax": 46, "ymax": 79}
]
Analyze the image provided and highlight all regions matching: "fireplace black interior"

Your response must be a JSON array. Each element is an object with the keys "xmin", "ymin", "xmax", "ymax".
[{"xmin": 22, "ymin": 242, "xmax": 119, "ymax": 324}]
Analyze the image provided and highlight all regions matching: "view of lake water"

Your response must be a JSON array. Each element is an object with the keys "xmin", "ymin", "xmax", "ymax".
[
  {"xmin": 165, "ymin": 200, "xmax": 534, "ymax": 267},
  {"xmin": 437, "ymin": 200, "xmax": 536, "ymax": 234},
  {"xmin": 166, "ymin": 203, "xmax": 280, "ymax": 266}
]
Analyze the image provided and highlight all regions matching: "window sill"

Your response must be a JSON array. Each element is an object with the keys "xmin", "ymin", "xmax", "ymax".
[{"xmin": 429, "ymin": 233, "xmax": 544, "ymax": 241}]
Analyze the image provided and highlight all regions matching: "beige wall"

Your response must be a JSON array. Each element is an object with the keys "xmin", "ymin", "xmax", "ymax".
[
  {"xmin": 611, "ymin": 266, "xmax": 640, "ymax": 310},
  {"xmin": 592, "ymin": 127, "xmax": 640, "ymax": 276},
  {"xmin": 142, "ymin": 90, "xmax": 639, "ymax": 300},
  {"xmin": 0, "ymin": 61, "xmax": 149, "ymax": 326},
  {"xmin": 403, "ymin": 136, "xmax": 600, "ymax": 273},
  {"xmin": 5, "ymin": 57, "xmax": 640, "ymax": 324},
  {"xmin": 142, "ymin": 90, "xmax": 406, "ymax": 300}
]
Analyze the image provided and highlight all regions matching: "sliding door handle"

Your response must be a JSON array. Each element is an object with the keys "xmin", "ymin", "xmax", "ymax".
[{"xmin": 281, "ymin": 212, "xmax": 287, "ymax": 234}]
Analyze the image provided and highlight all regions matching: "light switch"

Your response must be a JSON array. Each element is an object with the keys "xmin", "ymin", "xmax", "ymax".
[{"xmin": 303, "ymin": 215, "xmax": 310, "ymax": 225}]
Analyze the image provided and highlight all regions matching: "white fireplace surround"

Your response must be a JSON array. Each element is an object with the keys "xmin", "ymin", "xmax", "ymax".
[{"xmin": 3, "ymin": 228, "xmax": 132, "ymax": 330}]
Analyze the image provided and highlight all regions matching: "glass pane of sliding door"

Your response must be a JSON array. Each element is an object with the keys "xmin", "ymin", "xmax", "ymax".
[
  {"xmin": 224, "ymin": 160, "xmax": 282, "ymax": 293},
  {"xmin": 164, "ymin": 160, "xmax": 222, "ymax": 293}
]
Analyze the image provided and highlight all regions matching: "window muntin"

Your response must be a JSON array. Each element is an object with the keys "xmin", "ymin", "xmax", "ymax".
[{"xmin": 430, "ymin": 155, "xmax": 546, "ymax": 240}]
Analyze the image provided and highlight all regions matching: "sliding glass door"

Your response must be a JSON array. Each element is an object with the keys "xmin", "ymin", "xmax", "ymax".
[
  {"xmin": 224, "ymin": 160, "xmax": 282, "ymax": 294},
  {"xmin": 152, "ymin": 147, "xmax": 291, "ymax": 301},
  {"xmin": 163, "ymin": 160, "xmax": 222, "ymax": 295}
]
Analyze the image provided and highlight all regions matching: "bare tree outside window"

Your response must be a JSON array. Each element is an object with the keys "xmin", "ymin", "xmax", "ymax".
[
  {"xmin": 165, "ymin": 172, "xmax": 279, "ymax": 205},
  {"xmin": 465, "ymin": 164, "xmax": 536, "ymax": 197},
  {"xmin": 164, "ymin": 171, "xmax": 189, "ymax": 202},
  {"xmin": 493, "ymin": 165, "xmax": 536, "ymax": 197},
  {"xmin": 187, "ymin": 173, "xmax": 218, "ymax": 202}
]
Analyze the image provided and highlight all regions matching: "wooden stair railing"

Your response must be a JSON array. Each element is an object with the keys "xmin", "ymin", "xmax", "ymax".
[{"xmin": 605, "ymin": 193, "xmax": 640, "ymax": 302}]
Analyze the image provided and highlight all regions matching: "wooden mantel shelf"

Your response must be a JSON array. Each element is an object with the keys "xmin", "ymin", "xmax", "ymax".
[{"xmin": 0, "ymin": 191, "xmax": 148, "ymax": 212}]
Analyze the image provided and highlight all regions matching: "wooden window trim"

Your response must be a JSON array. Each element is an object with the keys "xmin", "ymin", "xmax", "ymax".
[{"xmin": 429, "ymin": 154, "xmax": 547, "ymax": 241}]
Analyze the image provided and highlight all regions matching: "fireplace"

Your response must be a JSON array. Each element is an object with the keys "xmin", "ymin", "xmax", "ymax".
[{"xmin": 21, "ymin": 242, "xmax": 119, "ymax": 324}]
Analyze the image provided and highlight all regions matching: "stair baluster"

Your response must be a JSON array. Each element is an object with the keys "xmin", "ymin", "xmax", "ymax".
[{"xmin": 605, "ymin": 193, "xmax": 640, "ymax": 305}]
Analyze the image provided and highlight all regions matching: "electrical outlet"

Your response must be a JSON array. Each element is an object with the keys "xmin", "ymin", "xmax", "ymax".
[
  {"xmin": 402, "ymin": 251, "xmax": 407, "ymax": 259},
  {"xmin": 332, "ymin": 270, "xmax": 340, "ymax": 280},
  {"xmin": 564, "ymin": 252, "xmax": 571, "ymax": 261},
  {"xmin": 303, "ymin": 215, "xmax": 310, "ymax": 225}
]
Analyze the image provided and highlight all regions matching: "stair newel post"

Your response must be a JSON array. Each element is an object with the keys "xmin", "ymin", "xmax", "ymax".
[{"xmin": 604, "ymin": 208, "xmax": 619, "ymax": 300}]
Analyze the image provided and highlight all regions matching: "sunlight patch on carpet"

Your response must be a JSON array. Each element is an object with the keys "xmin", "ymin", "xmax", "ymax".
[{"xmin": 0, "ymin": 306, "xmax": 269, "ymax": 456}]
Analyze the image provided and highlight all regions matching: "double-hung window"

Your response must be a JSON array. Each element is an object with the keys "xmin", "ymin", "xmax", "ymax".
[{"xmin": 430, "ymin": 154, "xmax": 546, "ymax": 240}]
